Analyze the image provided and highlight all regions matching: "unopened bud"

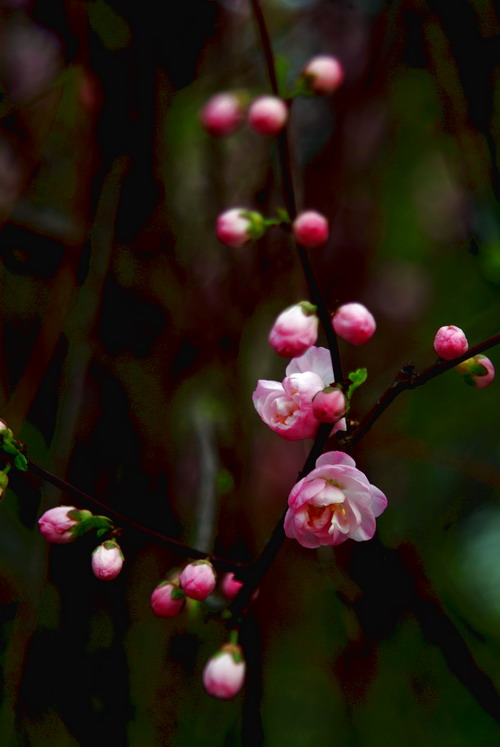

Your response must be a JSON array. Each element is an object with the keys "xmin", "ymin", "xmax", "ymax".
[
  {"xmin": 216, "ymin": 208, "xmax": 264, "ymax": 248},
  {"xmin": 456, "ymin": 354, "xmax": 495, "ymax": 388},
  {"xmin": 292, "ymin": 211, "xmax": 329, "ymax": 248},
  {"xmin": 203, "ymin": 644, "xmax": 246, "ymax": 700},
  {"xmin": 248, "ymin": 95, "xmax": 288, "ymax": 136},
  {"xmin": 332, "ymin": 303, "xmax": 376, "ymax": 345},
  {"xmin": 302, "ymin": 55, "xmax": 344, "ymax": 95},
  {"xmin": 91, "ymin": 540, "xmax": 124, "ymax": 580},
  {"xmin": 179, "ymin": 560, "xmax": 216, "ymax": 601},
  {"xmin": 38, "ymin": 505, "xmax": 81, "ymax": 544},
  {"xmin": 150, "ymin": 580, "xmax": 185, "ymax": 618},
  {"xmin": 200, "ymin": 92, "xmax": 245, "ymax": 137},
  {"xmin": 433, "ymin": 325, "xmax": 468, "ymax": 360},
  {"xmin": 312, "ymin": 387, "xmax": 346, "ymax": 423},
  {"xmin": 269, "ymin": 302, "xmax": 318, "ymax": 357}
]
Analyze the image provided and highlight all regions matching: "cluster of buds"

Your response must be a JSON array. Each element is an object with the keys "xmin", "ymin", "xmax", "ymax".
[
  {"xmin": 200, "ymin": 55, "xmax": 343, "ymax": 138},
  {"xmin": 150, "ymin": 560, "xmax": 217, "ymax": 618},
  {"xmin": 267, "ymin": 301, "xmax": 376, "ymax": 366},
  {"xmin": 37, "ymin": 505, "xmax": 124, "ymax": 580},
  {"xmin": 216, "ymin": 207, "xmax": 330, "ymax": 250},
  {"xmin": 433, "ymin": 325, "xmax": 495, "ymax": 388}
]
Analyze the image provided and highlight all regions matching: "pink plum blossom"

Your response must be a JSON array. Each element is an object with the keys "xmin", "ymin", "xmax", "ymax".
[
  {"xmin": 179, "ymin": 560, "xmax": 216, "ymax": 601},
  {"xmin": 312, "ymin": 387, "xmax": 346, "ymax": 423},
  {"xmin": 268, "ymin": 302, "xmax": 319, "ymax": 357},
  {"xmin": 216, "ymin": 208, "xmax": 264, "ymax": 247},
  {"xmin": 248, "ymin": 96, "xmax": 288, "ymax": 136},
  {"xmin": 200, "ymin": 92, "xmax": 244, "ymax": 137},
  {"xmin": 332, "ymin": 303, "xmax": 376, "ymax": 345},
  {"xmin": 433, "ymin": 325, "xmax": 468, "ymax": 360},
  {"xmin": 302, "ymin": 55, "xmax": 344, "ymax": 95},
  {"xmin": 38, "ymin": 505, "xmax": 80, "ymax": 544},
  {"xmin": 284, "ymin": 451, "xmax": 387, "ymax": 548},
  {"xmin": 203, "ymin": 644, "xmax": 246, "ymax": 699},
  {"xmin": 150, "ymin": 581, "xmax": 186, "ymax": 618},
  {"xmin": 456, "ymin": 354, "xmax": 495, "ymax": 388},
  {"xmin": 252, "ymin": 346, "xmax": 345, "ymax": 440},
  {"xmin": 292, "ymin": 211, "xmax": 329, "ymax": 248},
  {"xmin": 91, "ymin": 541, "xmax": 124, "ymax": 580}
]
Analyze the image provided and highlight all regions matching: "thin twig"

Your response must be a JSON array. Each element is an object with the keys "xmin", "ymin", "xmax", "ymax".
[
  {"xmin": 27, "ymin": 458, "xmax": 246, "ymax": 573},
  {"xmin": 343, "ymin": 332, "xmax": 500, "ymax": 449},
  {"xmin": 248, "ymin": 0, "xmax": 344, "ymax": 383}
]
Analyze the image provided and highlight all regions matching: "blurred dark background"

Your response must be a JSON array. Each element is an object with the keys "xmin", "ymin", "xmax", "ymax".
[{"xmin": 0, "ymin": 0, "xmax": 499, "ymax": 744}]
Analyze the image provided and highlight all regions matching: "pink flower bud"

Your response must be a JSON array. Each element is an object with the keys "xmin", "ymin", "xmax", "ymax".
[
  {"xmin": 179, "ymin": 560, "xmax": 216, "ymax": 601},
  {"xmin": 203, "ymin": 644, "xmax": 246, "ymax": 700},
  {"xmin": 312, "ymin": 387, "xmax": 346, "ymax": 423},
  {"xmin": 292, "ymin": 211, "xmax": 329, "ymax": 248},
  {"xmin": 332, "ymin": 303, "xmax": 376, "ymax": 345},
  {"xmin": 269, "ymin": 302, "xmax": 319, "ymax": 357},
  {"xmin": 200, "ymin": 92, "xmax": 244, "ymax": 137},
  {"xmin": 38, "ymin": 505, "xmax": 79, "ymax": 544},
  {"xmin": 216, "ymin": 208, "xmax": 264, "ymax": 248},
  {"xmin": 221, "ymin": 572, "xmax": 259, "ymax": 603},
  {"xmin": 221, "ymin": 572, "xmax": 243, "ymax": 601},
  {"xmin": 302, "ymin": 55, "xmax": 344, "ymax": 95},
  {"xmin": 248, "ymin": 95, "xmax": 288, "ymax": 136},
  {"xmin": 456, "ymin": 355, "xmax": 495, "ymax": 388},
  {"xmin": 91, "ymin": 541, "xmax": 124, "ymax": 580},
  {"xmin": 433, "ymin": 325, "xmax": 468, "ymax": 360},
  {"xmin": 150, "ymin": 581, "xmax": 186, "ymax": 618}
]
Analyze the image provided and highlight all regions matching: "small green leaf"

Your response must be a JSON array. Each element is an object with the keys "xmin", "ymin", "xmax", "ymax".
[
  {"xmin": 276, "ymin": 207, "xmax": 291, "ymax": 224},
  {"xmin": 346, "ymin": 368, "xmax": 368, "ymax": 401}
]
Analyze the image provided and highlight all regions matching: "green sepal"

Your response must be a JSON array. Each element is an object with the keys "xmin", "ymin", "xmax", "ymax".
[
  {"xmin": 276, "ymin": 207, "xmax": 291, "ymax": 224},
  {"xmin": 346, "ymin": 368, "xmax": 368, "ymax": 402},
  {"xmin": 1, "ymin": 440, "xmax": 19, "ymax": 456},
  {"xmin": 467, "ymin": 362, "xmax": 487, "ymax": 377},
  {"xmin": 14, "ymin": 453, "xmax": 28, "ymax": 471},
  {"xmin": 171, "ymin": 587, "xmax": 186, "ymax": 600},
  {"xmin": 69, "ymin": 512, "xmax": 114, "ymax": 538},
  {"xmin": 231, "ymin": 650, "xmax": 244, "ymax": 664},
  {"xmin": 288, "ymin": 75, "xmax": 316, "ymax": 99},
  {"xmin": 298, "ymin": 301, "xmax": 317, "ymax": 316},
  {"xmin": 239, "ymin": 210, "xmax": 265, "ymax": 240}
]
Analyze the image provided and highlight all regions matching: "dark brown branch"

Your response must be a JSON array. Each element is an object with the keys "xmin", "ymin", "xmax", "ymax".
[
  {"xmin": 249, "ymin": 0, "xmax": 344, "ymax": 383},
  {"xmin": 343, "ymin": 332, "xmax": 500, "ymax": 449},
  {"xmin": 27, "ymin": 459, "xmax": 246, "ymax": 573}
]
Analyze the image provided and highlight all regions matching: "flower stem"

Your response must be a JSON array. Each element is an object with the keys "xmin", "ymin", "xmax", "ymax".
[
  {"xmin": 26, "ymin": 458, "xmax": 246, "ymax": 573},
  {"xmin": 248, "ymin": 0, "xmax": 344, "ymax": 383},
  {"xmin": 343, "ymin": 332, "xmax": 500, "ymax": 449}
]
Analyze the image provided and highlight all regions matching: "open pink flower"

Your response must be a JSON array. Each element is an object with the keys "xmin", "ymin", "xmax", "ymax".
[
  {"xmin": 284, "ymin": 451, "xmax": 387, "ymax": 548},
  {"xmin": 252, "ymin": 346, "xmax": 344, "ymax": 440}
]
